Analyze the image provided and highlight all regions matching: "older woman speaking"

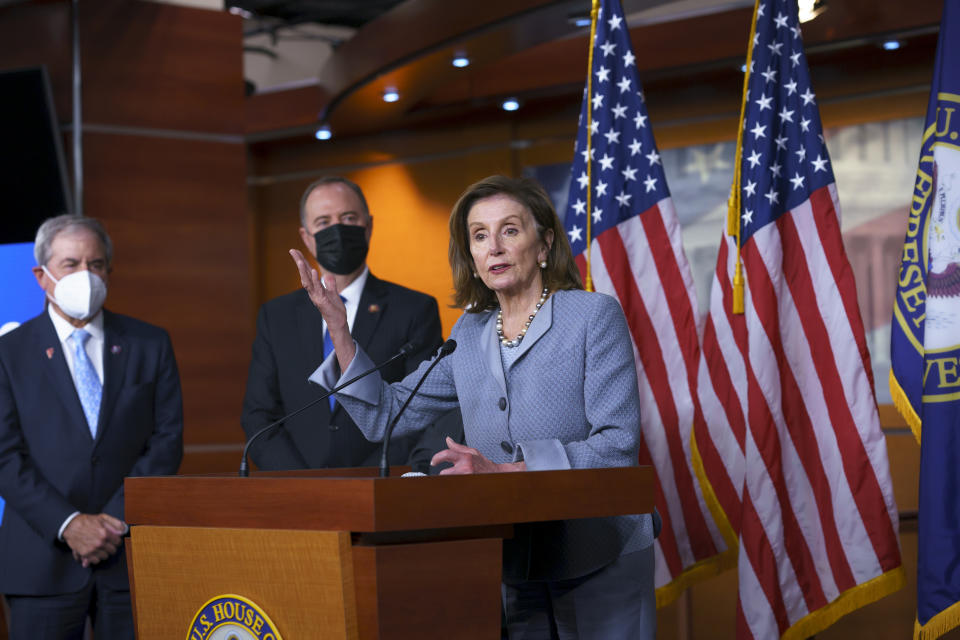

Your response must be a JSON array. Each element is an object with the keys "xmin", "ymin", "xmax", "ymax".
[{"xmin": 290, "ymin": 175, "xmax": 656, "ymax": 639}]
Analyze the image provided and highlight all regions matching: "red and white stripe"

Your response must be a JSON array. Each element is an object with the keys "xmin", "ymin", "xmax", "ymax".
[
  {"xmin": 695, "ymin": 184, "xmax": 902, "ymax": 638},
  {"xmin": 576, "ymin": 197, "xmax": 730, "ymax": 597}
]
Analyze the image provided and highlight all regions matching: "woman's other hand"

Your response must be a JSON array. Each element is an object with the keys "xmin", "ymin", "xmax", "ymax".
[{"xmin": 431, "ymin": 437, "xmax": 526, "ymax": 474}]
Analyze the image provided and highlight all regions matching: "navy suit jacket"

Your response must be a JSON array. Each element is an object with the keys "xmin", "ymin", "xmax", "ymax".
[
  {"xmin": 0, "ymin": 309, "xmax": 183, "ymax": 595},
  {"xmin": 241, "ymin": 273, "xmax": 459, "ymax": 471}
]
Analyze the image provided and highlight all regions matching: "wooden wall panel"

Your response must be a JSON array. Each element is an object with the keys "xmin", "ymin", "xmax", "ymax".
[
  {"xmin": 0, "ymin": 1, "xmax": 72, "ymax": 117},
  {"xmin": 0, "ymin": 1, "xmax": 244, "ymax": 132},
  {"xmin": 1, "ymin": 0, "xmax": 251, "ymax": 472},
  {"xmin": 246, "ymin": 84, "xmax": 329, "ymax": 135},
  {"xmin": 80, "ymin": 0, "xmax": 244, "ymax": 132},
  {"xmin": 82, "ymin": 132, "xmax": 249, "ymax": 446}
]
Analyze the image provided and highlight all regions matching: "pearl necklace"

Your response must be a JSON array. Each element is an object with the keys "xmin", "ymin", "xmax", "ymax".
[{"xmin": 496, "ymin": 288, "xmax": 550, "ymax": 348}]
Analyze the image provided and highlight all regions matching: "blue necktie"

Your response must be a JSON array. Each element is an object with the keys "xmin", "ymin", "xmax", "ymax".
[
  {"xmin": 323, "ymin": 296, "xmax": 347, "ymax": 413},
  {"xmin": 71, "ymin": 329, "xmax": 102, "ymax": 437}
]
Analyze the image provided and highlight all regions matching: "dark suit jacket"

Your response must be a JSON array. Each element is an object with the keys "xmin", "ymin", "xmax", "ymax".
[
  {"xmin": 241, "ymin": 273, "xmax": 457, "ymax": 471},
  {"xmin": 0, "ymin": 309, "xmax": 183, "ymax": 595}
]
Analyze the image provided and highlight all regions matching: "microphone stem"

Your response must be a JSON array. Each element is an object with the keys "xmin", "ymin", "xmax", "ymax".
[
  {"xmin": 240, "ymin": 347, "xmax": 408, "ymax": 477},
  {"xmin": 379, "ymin": 355, "xmax": 446, "ymax": 478}
]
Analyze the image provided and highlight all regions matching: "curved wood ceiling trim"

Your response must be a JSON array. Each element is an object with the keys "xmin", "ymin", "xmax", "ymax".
[
  {"xmin": 316, "ymin": 0, "xmax": 587, "ymax": 130},
  {"xmin": 250, "ymin": 0, "xmax": 942, "ymax": 141}
]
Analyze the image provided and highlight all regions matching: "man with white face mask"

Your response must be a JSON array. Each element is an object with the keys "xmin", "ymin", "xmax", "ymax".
[{"xmin": 0, "ymin": 214, "xmax": 183, "ymax": 639}]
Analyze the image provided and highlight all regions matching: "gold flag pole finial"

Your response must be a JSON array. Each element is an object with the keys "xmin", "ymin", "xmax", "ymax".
[
  {"xmin": 729, "ymin": 0, "xmax": 761, "ymax": 315},
  {"xmin": 583, "ymin": 0, "xmax": 600, "ymax": 292}
]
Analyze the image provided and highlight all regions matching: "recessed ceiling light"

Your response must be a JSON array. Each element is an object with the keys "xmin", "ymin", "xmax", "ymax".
[
  {"xmin": 882, "ymin": 39, "xmax": 902, "ymax": 51},
  {"xmin": 228, "ymin": 6, "xmax": 253, "ymax": 19},
  {"xmin": 452, "ymin": 56, "xmax": 470, "ymax": 68},
  {"xmin": 502, "ymin": 98, "xmax": 520, "ymax": 112},
  {"xmin": 383, "ymin": 89, "xmax": 400, "ymax": 103},
  {"xmin": 314, "ymin": 125, "xmax": 332, "ymax": 140},
  {"xmin": 798, "ymin": 0, "xmax": 826, "ymax": 23}
]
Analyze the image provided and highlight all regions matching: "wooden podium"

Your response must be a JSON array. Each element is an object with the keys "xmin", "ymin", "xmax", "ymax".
[{"xmin": 125, "ymin": 466, "xmax": 654, "ymax": 640}]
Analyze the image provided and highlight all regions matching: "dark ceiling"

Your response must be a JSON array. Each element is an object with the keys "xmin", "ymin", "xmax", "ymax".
[{"xmin": 228, "ymin": 0, "xmax": 407, "ymax": 29}]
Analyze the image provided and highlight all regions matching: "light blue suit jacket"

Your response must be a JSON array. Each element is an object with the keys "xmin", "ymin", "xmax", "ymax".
[{"xmin": 312, "ymin": 289, "xmax": 656, "ymax": 581}]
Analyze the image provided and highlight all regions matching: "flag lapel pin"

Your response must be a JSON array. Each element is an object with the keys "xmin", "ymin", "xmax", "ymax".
[{"xmin": 45, "ymin": 347, "xmax": 54, "ymax": 360}]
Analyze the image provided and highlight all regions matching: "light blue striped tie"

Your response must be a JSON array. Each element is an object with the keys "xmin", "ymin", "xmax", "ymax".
[{"xmin": 72, "ymin": 329, "xmax": 102, "ymax": 437}]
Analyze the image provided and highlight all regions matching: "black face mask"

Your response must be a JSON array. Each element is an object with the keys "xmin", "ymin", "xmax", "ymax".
[{"xmin": 313, "ymin": 224, "xmax": 369, "ymax": 275}]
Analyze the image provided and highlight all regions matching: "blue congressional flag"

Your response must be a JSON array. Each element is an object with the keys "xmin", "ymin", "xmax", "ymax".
[
  {"xmin": 563, "ymin": 0, "xmax": 733, "ymax": 606},
  {"xmin": 890, "ymin": 2, "xmax": 960, "ymax": 638}
]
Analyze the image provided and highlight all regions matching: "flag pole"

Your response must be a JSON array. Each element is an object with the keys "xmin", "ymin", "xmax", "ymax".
[
  {"xmin": 583, "ymin": 0, "xmax": 600, "ymax": 292},
  {"xmin": 728, "ymin": 0, "xmax": 761, "ymax": 314}
]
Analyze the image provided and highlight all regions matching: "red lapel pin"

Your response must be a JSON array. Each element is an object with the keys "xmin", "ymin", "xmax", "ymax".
[
  {"xmin": 45, "ymin": 347, "xmax": 54, "ymax": 360},
  {"xmin": 368, "ymin": 304, "xmax": 381, "ymax": 313},
  {"xmin": 111, "ymin": 345, "xmax": 122, "ymax": 355}
]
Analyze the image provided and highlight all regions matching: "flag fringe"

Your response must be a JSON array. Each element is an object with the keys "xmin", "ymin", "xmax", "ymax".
[
  {"xmin": 781, "ymin": 567, "xmax": 905, "ymax": 640},
  {"xmin": 689, "ymin": 427, "xmax": 906, "ymax": 639},
  {"xmin": 655, "ymin": 546, "xmax": 738, "ymax": 608},
  {"xmin": 655, "ymin": 429, "xmax": 739, "ymax": 608},
  {"xmin": 690, "ymin": 426, "xmax": 740, "ymax": 552},
  {"xmin": 727, "ymin": 0, "xmax": 761, "ymax": 316},
  {"xmin": 914, "ymin": 600, "xmax": 960, "ymax": 640},
  {"xmin": 889, "ymin": 368, "xmax": 922, "ymax": 443}
]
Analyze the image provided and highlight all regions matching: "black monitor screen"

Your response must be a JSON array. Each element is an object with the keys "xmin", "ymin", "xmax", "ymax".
[{"xmin": 0, "ymin": 66, "xmax": 72, "ymax": 244}]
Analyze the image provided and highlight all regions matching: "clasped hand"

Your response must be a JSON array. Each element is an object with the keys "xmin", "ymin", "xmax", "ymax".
[
  {"xmin": 62, "ymin": 513, "xmax": 127, "ymax": 568},
  {"xmin": 431, "ymin": 437, "xmax": 526, "ymax": 474}
]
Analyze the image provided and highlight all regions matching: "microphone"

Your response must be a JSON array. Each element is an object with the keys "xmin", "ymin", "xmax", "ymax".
[
  {"xmin": 379, "ymin": 339, "xmax": 457, "ymax": 478},
  {"xmin": 239, "ymin": 341, "xmax": 418, "ymax": 477}
]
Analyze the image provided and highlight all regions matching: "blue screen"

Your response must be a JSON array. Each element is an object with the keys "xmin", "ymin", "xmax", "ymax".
[
  {"xmin": 0, "ymin": 241, "xmax": 43, "ymax": 523},
  {"xmin": 0, "ymin": 242, "xmax": 43, "ymax": 332}
]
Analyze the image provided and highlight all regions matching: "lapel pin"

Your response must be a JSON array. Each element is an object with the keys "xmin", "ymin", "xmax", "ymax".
[
  {"xmin": 45, "ymin": 347, "xmax": 55, "ymax": 360},
  {"xmin": 368, "ymin": 304, "xmax": 381, "ymax": 313},
  {"xmin": 111, "ymin": 345, "xmax": 122, "ymax": 355}
]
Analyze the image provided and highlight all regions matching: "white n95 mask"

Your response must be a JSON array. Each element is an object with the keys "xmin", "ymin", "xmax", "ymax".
[{"xmin": 42, "ymin": 266, "xmax": 107, "ymax": 320}]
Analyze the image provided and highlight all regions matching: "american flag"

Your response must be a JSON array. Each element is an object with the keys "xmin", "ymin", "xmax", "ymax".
[
  {"xmin": 563, "ymin": 0, "xmax": 733, "ymax": 604},
  {"xmin": 693, "ymin": 0, "xmax": 904, "ymax": 637}
]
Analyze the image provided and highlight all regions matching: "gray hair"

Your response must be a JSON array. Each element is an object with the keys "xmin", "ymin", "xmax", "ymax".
[
  {"xmin": 34, "ymin": 214, "xmax": 113, "ymax": 268},
  {"xmin": 298, "ymin": 176, "xmax": 370, "ymax": 227}
]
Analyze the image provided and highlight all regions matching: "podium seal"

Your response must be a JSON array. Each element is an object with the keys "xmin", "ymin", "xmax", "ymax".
[{"xmin": 187, "ymin": 594, "xmax": 283, "ymax": 640}]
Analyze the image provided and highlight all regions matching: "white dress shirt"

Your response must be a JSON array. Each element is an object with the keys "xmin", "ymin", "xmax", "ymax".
[
  {"xmin": 321, "ymin": 266, "xmax": 368, "ymax": 337},
  {"xmin": 48, "ymin": 305, "xmax": 105, "ymax": 539}
]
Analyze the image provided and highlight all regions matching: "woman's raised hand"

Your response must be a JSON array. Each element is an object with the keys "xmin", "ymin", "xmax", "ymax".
[
  {"xmin": 289, "ymin": 248, "xmax": 356, "ymax": 368},
  {"xmin": 290, "ymin": 249, "xmax": 347, "ymax": 327}
]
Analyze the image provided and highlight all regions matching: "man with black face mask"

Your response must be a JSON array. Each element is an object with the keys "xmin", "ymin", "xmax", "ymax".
[{"xmin": 241, "ymin": 176, "xmax": 459, "ymax": 471}]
